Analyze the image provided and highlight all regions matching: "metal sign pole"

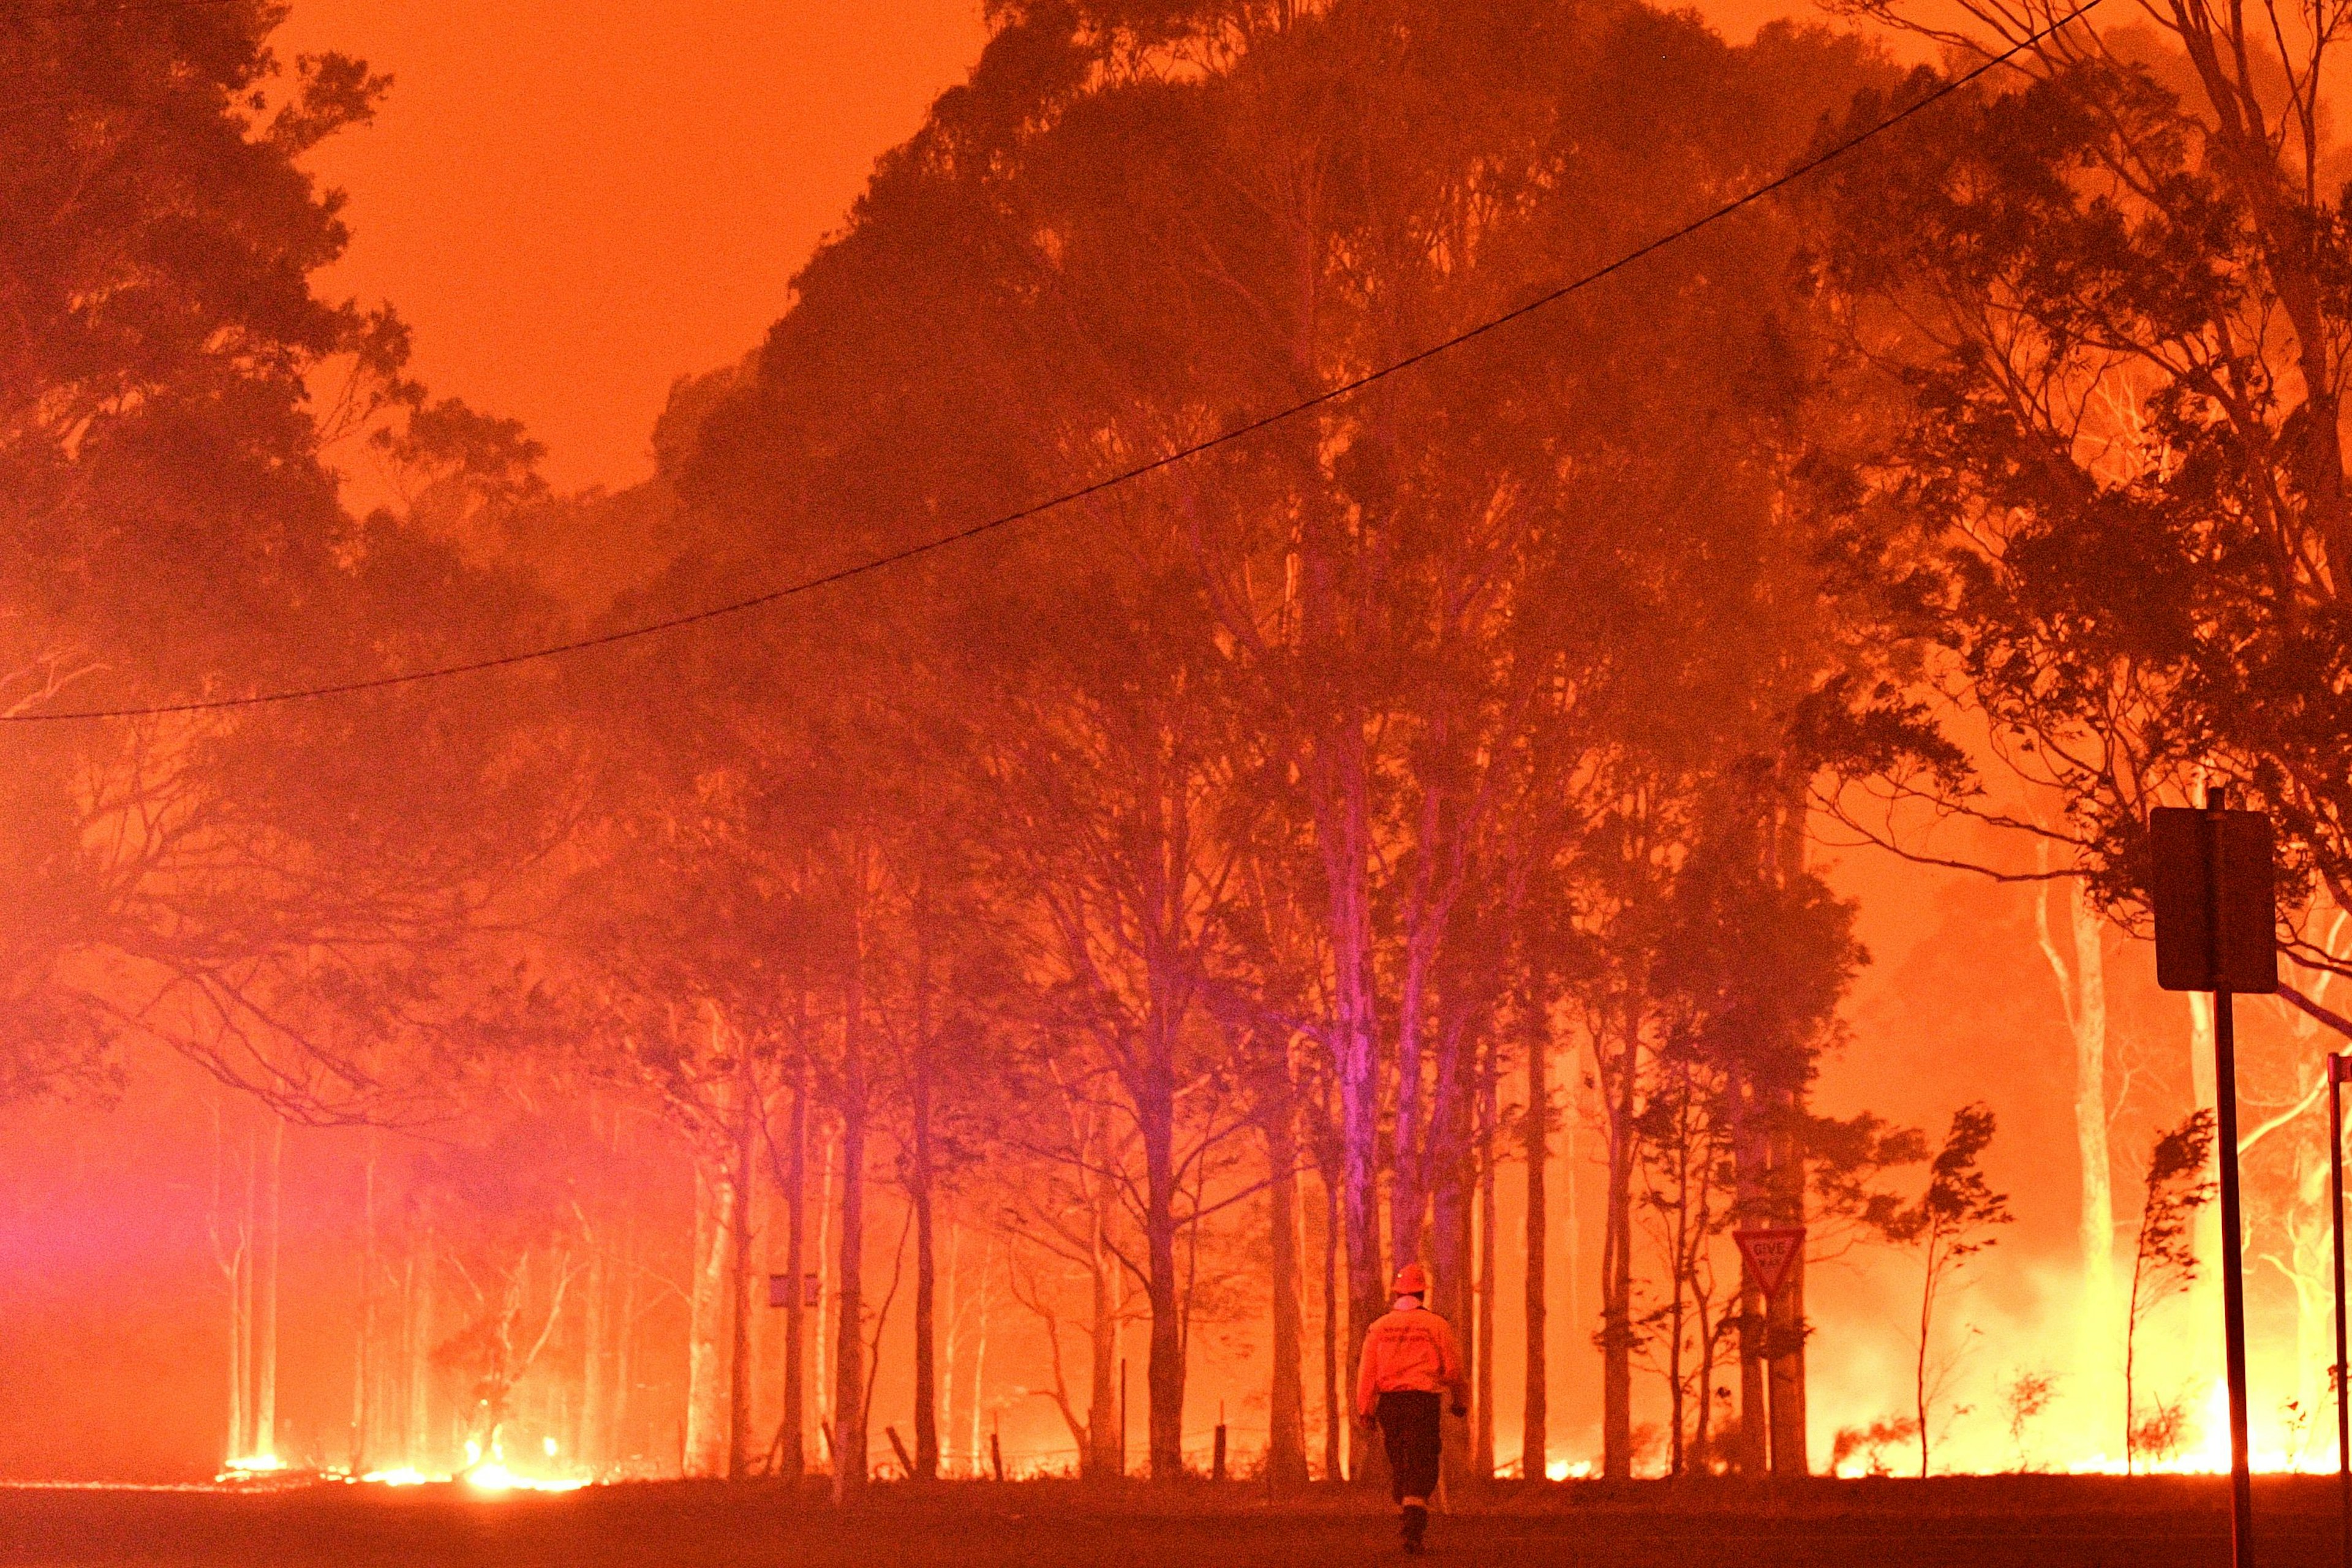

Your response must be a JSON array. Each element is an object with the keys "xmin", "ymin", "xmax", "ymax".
[
  {"xmin": 2332, "ymin": 1054, "xmax": 2350, "ymax": 1568},
  {"xmin": 2153, "ymin": 789, "xmax": 2279, "ymax": 1568},
  {"xmin": 2207, "ymin": 790, "xmax": 2255, "ymax": 1568},
  {"xmin": 2215, "ymin": 982, "xmax": 2256, "ymax": 1564}
]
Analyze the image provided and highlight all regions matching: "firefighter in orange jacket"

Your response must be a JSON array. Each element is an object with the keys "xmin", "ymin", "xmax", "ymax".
[{"xmin": 1356, "ymin": 1262, "xmax": 1467, "ymax": 1555}]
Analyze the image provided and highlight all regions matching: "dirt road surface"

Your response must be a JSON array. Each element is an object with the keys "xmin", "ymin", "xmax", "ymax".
[{"xmin": 2, "ymin": 1475, "xmax": 2342, "ymax": 1567}]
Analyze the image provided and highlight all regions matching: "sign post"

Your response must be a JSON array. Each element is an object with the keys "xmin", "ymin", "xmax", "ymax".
[
  {"xmin": 1733, "ymin": 1225, "xmax": 1806, "ymax": 1477},
  {"xmin": 2152, "ymin": 790, "xmax": 2277, "ymax": 1568},
  {"xmin": 767, "ymin": 1272, "xmax": 822, "ymax": 1309},
  {"xmin": 1733, "ymin": 1227, "xmax": 1806, "ymax": 1303}
]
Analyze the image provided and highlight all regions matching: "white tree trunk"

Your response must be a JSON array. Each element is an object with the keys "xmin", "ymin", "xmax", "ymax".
[
  {"xmin": 682, "ymin": 1168, "xmax": 735, "ymax": 1477},
  {"xmin": 969, "ymin": 1245, "xmax": 990, "ymax": 1476},
  {"xmin": 2289, "ymin": 1145, "xmax": 2334, "ymax": 1465},
  {"xmin": 940, "ymin": 1222, "xmax": 962, "ymax": 1474},
  {"xmin": 212, "ymin": 1108, "xmax": 252, "ymax": 1466},
  {"xmin": 2278, "ymin": 994, "xmax": 2337, "ymax": 1464},
  {"xmin": 2035, "ymin": 871, "xmax": 2117, "ymax": 1405},
  {"xmin": 255, "ymin": 1116, "xmax": 284, "ymax": 1461},
  {"xmin": 353, "ymin": 1134, "xmax": 377, "ymax": 1472},
  {"xmin": 579, "ymin": 1242, "xmax": 608, "ymax": 1473},
  {"xmin": 407, "ymin": 1240, "xmax": 436, "ymax": 1466},
  {"xmin": 813, "ymin": 1123, "xmax": 838, "ymax": 1460}
]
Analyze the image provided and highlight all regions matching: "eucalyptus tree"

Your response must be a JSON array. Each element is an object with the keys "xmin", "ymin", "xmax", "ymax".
[
  {"xmin": 1, "ymin": 1, "xmax": 585, "ymax": 1129},
  {"xmin": 1811, "ymin": 9, "xmax": 2352, "ymax": 1421},
  {"xmin": 656, "ymin": 0, "xmax": 1933, "ymax": 1490},
  {"xmin": 1814, "ymin": 10, "xmax": 2352, "ymax": 995}
]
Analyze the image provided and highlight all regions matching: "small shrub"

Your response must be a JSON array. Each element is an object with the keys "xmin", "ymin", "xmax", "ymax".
[
  {"xmin": 2001, "ymin": 1369, "xmax": 2058, "ymax": 1470},
  {"xmin": 1830, "ymin": 1415, "xmax": 1920, "ymax": 1477},
  {"xmin": 2131, "ymin": 1393, "xmax": 2190, "ymax": 1465}
]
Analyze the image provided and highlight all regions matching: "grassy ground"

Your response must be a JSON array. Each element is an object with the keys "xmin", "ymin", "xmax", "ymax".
[{"xmin": 3, "ymin": 1474, "xmax": 2346, "ymax": 1567}]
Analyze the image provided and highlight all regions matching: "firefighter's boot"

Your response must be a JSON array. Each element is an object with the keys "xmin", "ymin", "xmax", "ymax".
[{"xmin": 1400, "ymin": 1499, "xmax": 1430, "ymax": 1555}]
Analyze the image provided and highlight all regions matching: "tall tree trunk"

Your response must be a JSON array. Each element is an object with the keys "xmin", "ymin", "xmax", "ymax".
[
  {"xmin": 814, "ymin": 1120, "xmax": 838, "ymax": 1451},
  {"xmin": 683, "ymin": 1166, "xmax": 733, "ymax": 1477},
  {"xmin": 1429, "ymin": 1018, "xmax": 1475, "ymax": 1498},
  {"xmin": 408, "ymin": 1231, "xmax": 435, "ymax": 1466},
  {"xmin": 1142, "ymin": 1012, "xmax": 1186, "ymax": 1481},
  {"xmin": 1264, "ymin": 1079, "xmax": 1310, "ymax": 1489},
  {"xmin": 1321, "ymin": 1166, "xmax": 1344, "ymax": 1482},
  {"xmin": 1766, "ymin": 1110, "xmax": 1807, "ymax": 1476},
  {"xmin": 579, "ymin": 1104, "xmax": 619, "ymax": 1473},
  {"xmin": 232, "ymin": 1201, "xmax": 251, "ymax": 1462},
  {"xmin": 1691, "ymin": 1270, "xmax": 1722, "ymax": 1474},
  {"xmin": 2068, "ymin": 882, "xmax": 2113, "ymax": 1342},
  {"xmin": 1319, "ymin": 733, "xmax": 1388, "ymax": 1487},
  {"xmin": 968, "ymin": 1241, "xmax": 991, "ymax": 1476},
  {"xmin": 1766, "ymin": 795, "xmax": 1811, "ymax": 1477},
  {"xmin": 726, "ymin": 1055, "xmax": 758, "ymax": 1480},
  {"xmin": 353, "ymin": 1131, "xmax": 377, "ymax": 1473},
  {"xmin": 832, "ymin": 932, "xmax": 870, "ymax": 1502},
  {"xmin": 1599, "ymin": 992, "xmax": 1641, "ymax": 1479},
  {"xmin": 1087, "ymin": 1182, "xmax": 1121, "ymax": 1478},
  {"xmin": 911, "ymin": 913, "xmax": 940, "ymax": 1482},
  {"xmin": 2036, "ymin": 864, "xmax": 2118, "ymax": 1403},
  {"xmin": 255, "ymin": 1115, "xmax": 283, "ymax": 1461},
  {"xmin": 1474, "ymin": 1039, "xmax": 1498, "ymax": 1486},
  {"xmin": 1734, "ymin": 1078, "xmax": 1770, "ymax": 1477},
  {"xmin": 1916, "ymin": 1227, "xmax": 1940, "ymax": 1477},
  {"xmin": 611, "ymin": 1212, "xmax": 638, "ymax": 1470},
  {"xmin": 1667, "ymin": 1139, "xmax": 1689, "ymax": 1479},
  {"xmin": 940, "ymin": 1223, "xmax": 962, "ymax": 1474},
  {"xmin": 1522, "ymin": 997, "xmax": 1549, "ymax": 1483},
  {"xmin": 212, "ymin": 1104, "xmax": 249, "ymax": 1466},
  {"xmin": 780, "ymin": 1044, "xmax": 810, "ymax": 1482},
  {"xmin": 580, "ymin": 1241, "xmax": 608, "ymax": 1474},
  {"xmin": 1390, "ymin": 940, "xmax": 1439, "ymax": 1283}
]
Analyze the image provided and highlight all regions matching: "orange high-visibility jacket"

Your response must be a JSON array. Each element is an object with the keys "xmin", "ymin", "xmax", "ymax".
[{"xmin": 1355, "ymin": 1304, "xmax": 1467, "ymax": 1418}]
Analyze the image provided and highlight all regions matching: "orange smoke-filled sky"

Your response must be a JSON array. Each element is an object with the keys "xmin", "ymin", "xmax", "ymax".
[
  {"xmin": 281, "ymin": 0, "xmax": 1827, "ymax": 494},
  {"xmin": 280, "ymin": 1, "xmax": 992, "ymax": 493}
]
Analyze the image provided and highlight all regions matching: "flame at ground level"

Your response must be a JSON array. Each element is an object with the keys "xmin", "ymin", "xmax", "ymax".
[
  {"xmin": 460, "ymin": 1463, "xmax": 587, "ymax": 1493},
  {"xmin": 358, "ymin": 1468, "xmax": 433, "ymax": 1487},
  {"xmin": 2060, "ymin": 1380, "xmax": 2342, "ymax": 1477},
  {"xmin": 1819, "ymin": 1379, "xmax": 2351, "ymax": 1479},
  {"xmin": 211, "ymin": 1454, "xmax": 588, "ymax": 1493}
]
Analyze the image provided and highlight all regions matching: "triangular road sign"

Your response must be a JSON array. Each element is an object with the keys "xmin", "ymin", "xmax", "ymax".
[{"xmin": 1734, "ymin": 1227, "xmax": 1806, "ymax": 1300}]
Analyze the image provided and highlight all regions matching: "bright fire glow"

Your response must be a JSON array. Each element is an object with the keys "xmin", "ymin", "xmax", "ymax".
[
  {"xmin": 464, "ymin": 1463, "xmax": 586, "ymax": 1493},
  {"xmin": 358, "ymin": 1468, "xmax": 434, "ymax": 1487},
  {"xmin": 1814, "ymin": 1376, "xmax": 2351, "ymax": 1480}
]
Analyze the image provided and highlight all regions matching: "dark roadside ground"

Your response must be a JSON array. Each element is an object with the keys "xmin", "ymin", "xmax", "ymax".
[{"xmin": 2, "ymin": 1474, "xmax": 2342, "ymax": 1567}]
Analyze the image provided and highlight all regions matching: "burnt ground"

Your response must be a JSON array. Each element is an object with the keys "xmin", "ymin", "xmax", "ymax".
[{"xmin": 2, "ymin": 1474, "xmax": 2348, "ymax": 1567}]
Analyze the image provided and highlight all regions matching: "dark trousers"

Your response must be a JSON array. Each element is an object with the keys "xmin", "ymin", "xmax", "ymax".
[{"xmin": 1374, "ymin": 1390, "xmax": 1443, "ymax": 1504}]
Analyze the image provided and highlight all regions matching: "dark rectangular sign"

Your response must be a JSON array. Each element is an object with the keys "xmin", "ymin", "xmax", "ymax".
[{"xmin": 2150, "ymin": 806, "xmax": 2278, "ymax": 994}]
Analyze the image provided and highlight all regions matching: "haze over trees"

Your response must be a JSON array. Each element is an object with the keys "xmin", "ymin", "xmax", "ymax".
[{"xmin": 6, "ymin": 0, "xmax": 2352, "ymax": 1489}]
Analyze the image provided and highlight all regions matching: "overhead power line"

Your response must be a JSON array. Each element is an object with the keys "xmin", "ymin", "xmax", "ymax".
[{"xmin": 3, "ymin": 0, "xmax": 2100, "ymax": 725}]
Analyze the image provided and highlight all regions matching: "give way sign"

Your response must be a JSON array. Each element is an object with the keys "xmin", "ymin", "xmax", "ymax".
[{"xmin": 1733, "ymin": 1227, "xmax": 1806, "ymax": 1300}]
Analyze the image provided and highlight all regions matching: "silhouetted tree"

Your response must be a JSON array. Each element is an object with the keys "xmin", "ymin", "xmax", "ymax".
[
  {"xmin": 1889, "ymin": 1103, "xmax": 2013, "ymax": 1476},
  {"xmin": 2125, "ymin": 1110, "xmax": 2217, "ymax": 1472}
]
